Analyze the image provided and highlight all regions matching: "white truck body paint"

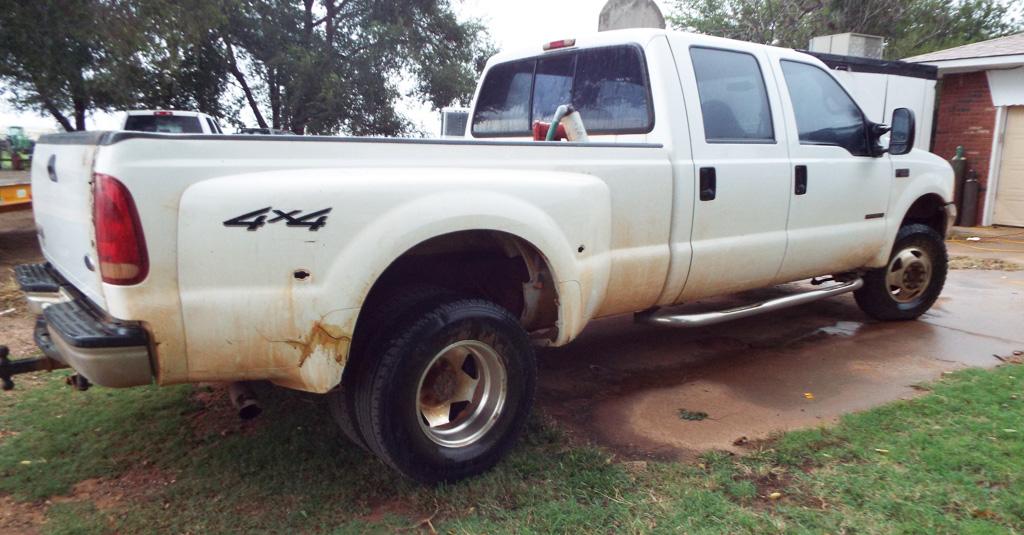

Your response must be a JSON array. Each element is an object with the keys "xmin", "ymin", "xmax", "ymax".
[
  {"xmin": 28, "ymin": 29, "xmax": 954, "ymax": 393},
  {"xmin": 30, "ymin": 142, "xmax": 107, "ymax": 308}
]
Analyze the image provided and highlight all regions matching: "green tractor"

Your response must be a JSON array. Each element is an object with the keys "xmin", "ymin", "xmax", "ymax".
[{"xmin": 1, "ymin": 126, "xmax": 34, "ymax": 170}]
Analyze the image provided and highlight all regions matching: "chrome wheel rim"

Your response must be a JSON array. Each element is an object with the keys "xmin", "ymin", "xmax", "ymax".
[
  {"xmin": 416, "ymin": 340, "xmax": 507, "ymax": 448},
  {"xmin": 885, "ymin": 246, "xmax": 932, "ymax": 304}
]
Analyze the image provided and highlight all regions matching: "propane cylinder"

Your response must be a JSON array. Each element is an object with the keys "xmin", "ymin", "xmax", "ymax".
[
  {"xmin": 950, "ymin": 146, "xmax": 966, "ymax": 225},
  {"xmin": 560, "ymin": 108, "xmax": 589, "ymax": 142},
  {"xmin": 961, "ymin": 168, "xmax": 980, "ymax": 227}
]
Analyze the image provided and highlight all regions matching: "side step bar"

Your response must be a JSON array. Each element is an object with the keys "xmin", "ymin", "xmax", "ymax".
[{"xmin": 635, "ymin": 279, "xmax": 863, "ymax": 328}]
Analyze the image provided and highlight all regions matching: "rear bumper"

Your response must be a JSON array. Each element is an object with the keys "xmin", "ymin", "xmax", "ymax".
[
  {"xmin": 15, "ymin": 262, "xmax": 71, "ymax": 315},
  {"xmin": 15, "ymin": 263, "xmax": 153, "ymax": 387}
]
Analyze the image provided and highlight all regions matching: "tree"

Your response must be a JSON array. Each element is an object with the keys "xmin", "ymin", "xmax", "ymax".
[
  {"xmin": 129, "ymin": 0, "xmax": 237, "ymax": 120},
  {"xmin": 0, "ymin": 0, "xmax": 237, "ymax": 131},
  {"xmin": 1, "ymin": 0, "xmax": 491, "ymax": 134},
  {"xmin": 0, "ymin": 1, "xmax": 132, "ymax": 130},
  {"xmin": 221, "ymin": 0, "xmax": 494, "ymax": 135},
  {"xmin": 667, "ymin": 0, "xmax": 1021, "ymax": 59}
]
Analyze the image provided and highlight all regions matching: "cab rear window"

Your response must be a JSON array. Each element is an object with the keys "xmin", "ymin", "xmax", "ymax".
[
  {"xmin": 471, "ymin": 45, "xmax": 654, "ymax": 137},
  {"xmin": 124, "ymin": 115, "xmax": 204, "ymax": 134}
]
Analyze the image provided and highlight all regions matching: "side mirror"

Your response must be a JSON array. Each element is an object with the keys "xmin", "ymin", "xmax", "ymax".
[{"xmin": 888, "ymin": 108, "xmax": 916, "ymax": 156}]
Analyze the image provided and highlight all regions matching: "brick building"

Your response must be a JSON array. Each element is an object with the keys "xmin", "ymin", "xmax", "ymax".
[{"xmin": 906, "ymin": 33, "xmax": 1024, "ymax": 227}]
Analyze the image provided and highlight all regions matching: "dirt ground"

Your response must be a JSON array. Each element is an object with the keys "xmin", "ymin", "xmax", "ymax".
[
  {"xmin": 947, "ymin": 227, "xmax": 1024, "ymax": 270},
  {"xmin": 2, "ymin": 206, "xmax": 1024, "ymax": 461},
  {"xmin": 0, "ymin": 209, "xmax": 41, "ymax": 358}
]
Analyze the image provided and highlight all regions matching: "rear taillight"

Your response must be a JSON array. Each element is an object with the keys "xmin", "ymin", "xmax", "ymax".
[{"xmin": 93, "ymin": 173, "xmax": 149, "ymax": 285}]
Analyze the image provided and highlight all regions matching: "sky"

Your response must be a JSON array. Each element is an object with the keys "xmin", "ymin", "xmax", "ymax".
[{"xmin": 0, "ymin": 0, "xmax": 672, "ymax": 136}]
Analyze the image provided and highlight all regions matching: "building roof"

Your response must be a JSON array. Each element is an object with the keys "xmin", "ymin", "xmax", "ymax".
[
  {"xmin": 804, "ymin": 51, "xmax": 937, "ymax": 80},
  {"xmin": 904, "ymin": 32, "xmax": 1024, "ymax": 63}
]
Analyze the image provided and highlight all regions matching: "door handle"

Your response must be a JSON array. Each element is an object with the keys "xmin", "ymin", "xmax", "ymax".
[
  {"xmin": 794, "ymin": 165, "xmax": 808, "ymax": 195},
  {"xmin": 699, "ymin": 167, "xmax": 716, "ymax": 201}
]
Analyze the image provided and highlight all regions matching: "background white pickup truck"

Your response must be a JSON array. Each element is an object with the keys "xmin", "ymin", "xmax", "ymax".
[
  {"xmin": 15, "ymin": 29, "xmax": 954, "ymax": 482},
  {"xmin": 121, "ymin": 110, "xmax": 224, "ymax": 134}
]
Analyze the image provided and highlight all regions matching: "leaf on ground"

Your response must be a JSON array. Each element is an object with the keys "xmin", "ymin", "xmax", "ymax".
[{"xmin": 677, "ymin": 409, "xmax": 708, "ymax": 421}]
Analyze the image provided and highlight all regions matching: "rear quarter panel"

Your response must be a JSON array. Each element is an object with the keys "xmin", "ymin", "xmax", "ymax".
[{"xmin": 176, "ymin": 168, "xmax": 611, "ymax": 392}]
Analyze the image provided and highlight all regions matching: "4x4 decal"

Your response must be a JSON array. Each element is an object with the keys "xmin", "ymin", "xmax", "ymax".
[{"xmin": 223, "ymin": 207, "xmax": 331, "ymax": 231}]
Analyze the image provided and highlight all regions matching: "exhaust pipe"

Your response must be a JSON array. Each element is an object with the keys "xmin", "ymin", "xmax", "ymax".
[{"xmin": 228, "ymin": 381, "xmax": 263, "ymax": 420}]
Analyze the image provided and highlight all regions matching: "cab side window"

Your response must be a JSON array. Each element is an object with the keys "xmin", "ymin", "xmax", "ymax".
[
  {"xmin": 472, "ymin": 60, "xmax": 535, "ymax": 135},
  {"xmin": 690, "ymin": 47, "xmax": 775, "ymax": 143},
  {"xmin": 779, "ymin": 60, "xmax": 870, "ymax": 156},
  {"xmin": 574, "ymin": 46, "xmax": 651, "ymax": 132}
]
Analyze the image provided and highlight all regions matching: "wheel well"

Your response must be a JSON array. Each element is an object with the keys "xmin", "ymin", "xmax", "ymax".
[
  {"xmin": 901, "ymin": 194, "xmax": 947, "ymax": 235},
  {"xmin": 355, "ymin": 231, "xmax": 560, "ymax": 347}
]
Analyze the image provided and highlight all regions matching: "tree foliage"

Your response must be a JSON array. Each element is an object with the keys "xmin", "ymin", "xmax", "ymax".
[
  {"xmin": 128, "ymin": 1, "xmax": 236, "ymax": 119},
  {"xmin": 667, "ymin": 0, "xmax": 1021, "ymax": 59},
  {"xmin": 0, "ymin": 1, "xmax": 128, "ymax": 131},
  {"xmin": 0, "ymin": 1, "xmax": 236, "ymax": 131},
  {"xmin": 220, "ymin": 0, "xmax": 494, "ymax": 135},
  {"xmin": 0, "ymin": 0, "xmax": 492, "ymax": 135}
]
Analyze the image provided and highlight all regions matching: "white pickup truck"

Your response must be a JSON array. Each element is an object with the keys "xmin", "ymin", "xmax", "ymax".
[{"xmin": 13, "ymin": 29, "xmax": 954, "ymax": 483}]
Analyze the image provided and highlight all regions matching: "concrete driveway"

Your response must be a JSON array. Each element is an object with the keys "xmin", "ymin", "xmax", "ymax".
[
  {"xmin": 3, "ymin": 205, "xmax": 1022, "ymax": 460},
  {"xmin": 537, "ymin": 250, "xmax": 1024, "ymax": 460}
]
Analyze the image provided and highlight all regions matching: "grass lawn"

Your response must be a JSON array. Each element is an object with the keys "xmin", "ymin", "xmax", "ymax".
[{"xmin": 1, "ymin": 362, "xmax": 1022, "ymax": 534}]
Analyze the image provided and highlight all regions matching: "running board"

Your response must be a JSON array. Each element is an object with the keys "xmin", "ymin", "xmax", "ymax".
[{"xmin": 635, "ymin": 279, "xmax": 863, "ymax": 328}]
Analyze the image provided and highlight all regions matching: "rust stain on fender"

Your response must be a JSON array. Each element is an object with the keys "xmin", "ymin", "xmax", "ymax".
[{"xmin": 272, "ymin": 321, "xmax": 352, "ymax": 393}]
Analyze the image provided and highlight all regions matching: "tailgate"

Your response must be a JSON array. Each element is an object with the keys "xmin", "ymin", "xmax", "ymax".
[{"xmin": 31, "ymin": 135, "xmax": 107, "ymax": 309}]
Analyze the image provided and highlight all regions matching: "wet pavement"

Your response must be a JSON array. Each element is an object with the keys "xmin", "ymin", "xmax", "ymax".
[
  {"xmin": 537, "ymin": 269, "xmax": 1024, "ymax": 460},
  {"xmin": 3, "ymin": 204, "xmax": 1023, "ymax": 459}
]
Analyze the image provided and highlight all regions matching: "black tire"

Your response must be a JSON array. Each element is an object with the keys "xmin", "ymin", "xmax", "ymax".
[
  {"xmin": 854, "ymin": 223, "xmax": 947, "ymax": 321},
  {"xmin": 353, "ymin": 298, "xmax": 536, "ymax": 483},
  {"xmin": 328, "ymin": 285, "xmax": 455, "ymax": 451}
]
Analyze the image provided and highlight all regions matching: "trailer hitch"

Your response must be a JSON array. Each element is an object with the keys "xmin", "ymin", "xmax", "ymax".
[{"xmin": 0, "ymin": 345, "xmax": 67, "ymax": 390}]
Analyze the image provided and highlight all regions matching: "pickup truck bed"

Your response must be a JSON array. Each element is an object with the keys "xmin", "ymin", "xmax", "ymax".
[{"xmin": 29, "ymin": 131, "xmax": 674, "ymax": 392}]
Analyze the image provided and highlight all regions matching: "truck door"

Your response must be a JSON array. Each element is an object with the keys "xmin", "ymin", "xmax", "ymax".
[
  {"xmin": 671, "ymin": 43, "xmax": 793, "ymax": 301},
  {"xmin": 772, "ymin": 58, "xmax": 891, "ymax": 282}
]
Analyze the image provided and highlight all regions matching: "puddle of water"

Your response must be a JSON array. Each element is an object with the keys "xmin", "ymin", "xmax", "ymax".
[
  {"xmin": 817, "ymin": 321, "xmax": 863, "ymax": 337},
  {"xmin": 538, "ymin": 270, "xmax": 1024, "ymax": 460}
]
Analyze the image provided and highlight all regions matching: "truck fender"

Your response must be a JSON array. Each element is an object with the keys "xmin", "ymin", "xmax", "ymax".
[
  {"xmin": 872, "ymin": 165, "xmax": 953, "ymax": 268},
  {"xmin": 324, "ymin": 187, "xmax": 610, "ymax": 343},
  {"xmin": 176, "ymin": 167, "xmax": 611, "ymax": 392}
]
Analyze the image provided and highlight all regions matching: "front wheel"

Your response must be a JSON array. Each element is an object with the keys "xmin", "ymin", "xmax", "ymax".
[
  {"xmin": 353, "ymin": 298, "xmax": 536, "ymax": 483},
  {"xmin": 854, "ymin": 223, "xmax": 947, "ymax": 321}
]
